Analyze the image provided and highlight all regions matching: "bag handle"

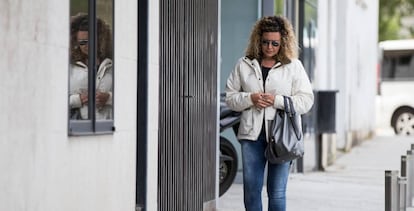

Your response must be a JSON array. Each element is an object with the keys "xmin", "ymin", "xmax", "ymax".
[
  {"xmin": 283, "ymin": 96, "xmax": 302, "ymax": 140},
  {"xmin": 283, "ymin": 96, "xmax": 297, "ymax": 115}
]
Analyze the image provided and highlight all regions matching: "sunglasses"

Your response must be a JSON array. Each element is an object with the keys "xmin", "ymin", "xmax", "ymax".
[
  {"xmin": 78, "ymin": 40, "xmax": 88, "ymax": 46},
  {"xmin": 261, "ymin": 40, "xmax": 280, "ymax": 47}
]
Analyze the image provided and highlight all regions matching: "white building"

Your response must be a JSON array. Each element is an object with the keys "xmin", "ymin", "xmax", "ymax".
[
  {"xmin": 0, "ymin": 0, "xmax": 379, "ymax": 210},
  {"xmin": 315, "ymin": 0, "xmax": 378, "ymax": 149}
]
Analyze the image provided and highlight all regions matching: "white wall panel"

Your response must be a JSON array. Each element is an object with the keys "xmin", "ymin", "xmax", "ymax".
[
  {"xmin": 0, "ymin": 0, "xmax": 138, "ymax": 210},
  {"xmin": 317, "ymin": 0, "xmax": 378, "ymax": 148}
]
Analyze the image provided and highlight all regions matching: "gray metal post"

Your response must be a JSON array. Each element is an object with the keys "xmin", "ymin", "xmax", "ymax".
[
  {"xmin": 315, "ymin": 133, "xmax": 324, "ymax": 171},
  {"xmin": 407, "ymin": 150, "xmax": 414, "ymax": 207},
  {"xmin": 401, "ymin": 155, "xmax": 407, "ymax": 177},
  {"xmin": 401, "ymin": 155, "xmax": 409, "ymax": 208},
  {"xmin": 398, "ymin": 177, "xmax": 407, "ymax": 211},
  {"xmin": 385, "ymin": 170, "xmax": 399, "ymax": 211}
]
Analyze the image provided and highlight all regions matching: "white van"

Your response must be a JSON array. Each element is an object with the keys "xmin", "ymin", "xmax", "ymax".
[{"xmin": 376, "ymin": 39, "xmax": 414, "ymax": 135}]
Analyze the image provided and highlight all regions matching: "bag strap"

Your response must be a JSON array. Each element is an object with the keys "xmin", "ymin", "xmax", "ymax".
[{"xmin": 283, "ymin": 96, "xmax": 302, "ymax": 140}]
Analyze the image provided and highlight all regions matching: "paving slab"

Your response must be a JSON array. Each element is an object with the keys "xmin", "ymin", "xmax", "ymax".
[{"xmin": 218, "ymin": 134, "xmax": 414, "ymax": 211}]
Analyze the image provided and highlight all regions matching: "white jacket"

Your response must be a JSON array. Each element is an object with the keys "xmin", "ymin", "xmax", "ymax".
[
  {"xmin": 69, "ymin": 58, "xmax": 113, "ymax": 120},
  {"xmin": 225, "ymin": 57, "xmax": 314, "ymax": 141}
]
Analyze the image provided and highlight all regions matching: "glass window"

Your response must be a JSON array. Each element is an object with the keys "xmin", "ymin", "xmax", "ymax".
[
  {"xmin": 382, "ymin": 51, "xmax": 414, "ymax": 81},
  {"xmin": 302, "ymin": 0, "xmax": 318, "ymax": 82},
  {"xmin": 69, "ymin": 0, "xmax": 114, "ymax": 135},
  {"xmin": 220, "ymin": 0, "xmax": 258, "ymax": 92}
]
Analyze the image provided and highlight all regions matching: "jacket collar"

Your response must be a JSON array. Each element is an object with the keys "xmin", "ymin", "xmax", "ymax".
[
  {"xmin": 242, "ymin": 57, "xmax": 283, "ymax": 76},
  {"xmin": 97, "ymin": 58, "xmax": 113, "ymax": 77},
  {"xmin": 75, "ymin": 61, "xmax": 88, "ymax": 68},
  {"xmin": 242, "ymin": 57, "xmax": 262, "ymax": 79}
]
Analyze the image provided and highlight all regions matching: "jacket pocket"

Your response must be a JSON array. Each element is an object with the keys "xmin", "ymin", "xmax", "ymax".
[{"xmin": 238, "ymin": 108, "xmax": 253, "ymax": 135}]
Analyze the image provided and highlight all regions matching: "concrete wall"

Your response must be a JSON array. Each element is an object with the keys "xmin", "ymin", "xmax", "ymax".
[
  {"xmin": 316, "ymin": 0, "xmax": 378, "ymax": 149},
  {"xmin": 0, "ymin": 0, "xmax": 138, "ymax": 210},
  {"xmin": 146, "ymin": 0, "xmax": 160, "ymax": 210}
]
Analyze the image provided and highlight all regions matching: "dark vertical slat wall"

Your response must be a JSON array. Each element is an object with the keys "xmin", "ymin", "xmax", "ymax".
[
  {"xmin": 136, "ymin": 0, "xmax": 148, "ymax": 209},
  {"xmin": 159, "ymin": 0, "xmax": 218, "ymax": 211},
  {"xmin": 204, "ymin": 0, "xmax": 218, "ymax": 205}
]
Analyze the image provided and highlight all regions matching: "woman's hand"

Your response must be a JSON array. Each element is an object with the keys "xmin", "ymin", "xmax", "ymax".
[
  {"xmin": 96, "ymin": 91, "xmax": 110, "ymax": 108},
  {"xmin": 80, "ymin": 93, "xmax": 88, "ymax": 105},
  {"xmin": 251, "ymin": 92, "xmax": 274, "ymax": 109}
]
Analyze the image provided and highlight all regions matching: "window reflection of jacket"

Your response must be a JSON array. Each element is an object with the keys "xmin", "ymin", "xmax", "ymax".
[
  {"xmin": 225, "ymin": 57, "xmax": 314, "ymax": 141},
  {"xmin": 69, "ymin": 58, "xmax": 113, "ymax": 120}
]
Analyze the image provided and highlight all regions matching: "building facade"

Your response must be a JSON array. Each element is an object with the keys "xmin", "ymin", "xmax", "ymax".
[{"xmin": 0, "ymin": 0, "xmax": 379, "ymax": 210}]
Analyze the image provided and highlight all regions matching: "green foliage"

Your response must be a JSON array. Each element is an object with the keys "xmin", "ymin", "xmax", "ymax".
[
  {"xmin": 379, "ymin": 0, "xmax": 414, "ymax": 41},
  {"xmin": 274, "ymin": 0, "xmax": 284, "ymax": 16}
]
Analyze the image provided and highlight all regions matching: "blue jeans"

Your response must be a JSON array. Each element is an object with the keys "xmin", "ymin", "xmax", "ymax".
[{"xmin": 240, "ymin": 131, "xmax": 290, "ymax": 211}]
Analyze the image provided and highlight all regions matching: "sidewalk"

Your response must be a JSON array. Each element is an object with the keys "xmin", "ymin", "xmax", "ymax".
[{"xmin": 217, "ymin": 134, "xmax": 414, "ymax": 211}]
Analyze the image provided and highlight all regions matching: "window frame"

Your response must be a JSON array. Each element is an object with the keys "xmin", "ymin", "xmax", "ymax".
[{"xmin": 68, "ymin": 0, "xmax": 115, "ymax": 135}]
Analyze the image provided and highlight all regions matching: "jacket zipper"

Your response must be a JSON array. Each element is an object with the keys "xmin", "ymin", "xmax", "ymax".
[{"xmin": 263, "ymin": 63, "xmax": 282, "ymax": 134}]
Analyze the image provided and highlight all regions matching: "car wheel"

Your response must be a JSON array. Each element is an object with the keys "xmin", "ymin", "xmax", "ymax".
[
  {"xmin": 392, "ymin": 108, "xmax": 414, "ymax": 135},
  {"xmin": 219, "ymin": 136, "xmax": 238, "ymax": 197}
]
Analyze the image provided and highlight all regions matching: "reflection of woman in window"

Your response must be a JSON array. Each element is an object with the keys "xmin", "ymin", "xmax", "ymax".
[{"xmin": 69, "ymin": 13, "xmax": 113, "ymax": 120}]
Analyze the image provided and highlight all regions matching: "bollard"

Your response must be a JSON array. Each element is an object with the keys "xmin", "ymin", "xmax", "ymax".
[
  {"xmin": 401, "ymin": 155, "xmax": 409, "ymax": 208},
  {"xmin": 385, "ymin": 170, "xmax": 399, "ymax": 211},
  {"xmin": 402, "ymin": 155, "xmax": 407, "ymax": 177},
  {"xmin": 407, "ymin": 150, "xmax": 414, "ymax": 207},
  {"xmin": 398, "ymin": 177, "xmax": 407, "ymax": 211}
]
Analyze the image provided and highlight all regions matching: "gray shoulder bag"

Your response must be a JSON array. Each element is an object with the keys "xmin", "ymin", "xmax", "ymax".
[{"xmin": 265, "ymin": 96, "xmax": 304, "ymax": 164}]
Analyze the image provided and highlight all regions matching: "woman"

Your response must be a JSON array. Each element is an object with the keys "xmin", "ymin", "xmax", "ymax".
[
  {"xmin": 69, "ymin": 14, "xmax": 113, "ymax": 120},
  {"xmin": 225, "ymin": 16, "xmax": 314, "ymax": 211}
]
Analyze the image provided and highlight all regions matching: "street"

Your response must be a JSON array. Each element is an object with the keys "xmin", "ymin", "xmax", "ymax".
[{"xmin": 218, "ymin": 132, "xmax": 414, "ymax": 211}]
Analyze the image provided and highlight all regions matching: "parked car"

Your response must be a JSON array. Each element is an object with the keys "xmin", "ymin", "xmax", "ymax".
[
  {"xmin": 376, "ymin": 40, "xmax": 414, "ymax": 135},
  {"xmin": 219, "ymin": 93, "xmax": 240, "ymax": 196}
]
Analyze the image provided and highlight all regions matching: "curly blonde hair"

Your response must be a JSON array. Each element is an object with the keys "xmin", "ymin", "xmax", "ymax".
[
  {"xmin": 245, "ymin": 16, "xmax": 298, "ymax": 64},
  {"xmin": 70, "ymin": 13, "xmax": 113, "ymax": 65}
]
